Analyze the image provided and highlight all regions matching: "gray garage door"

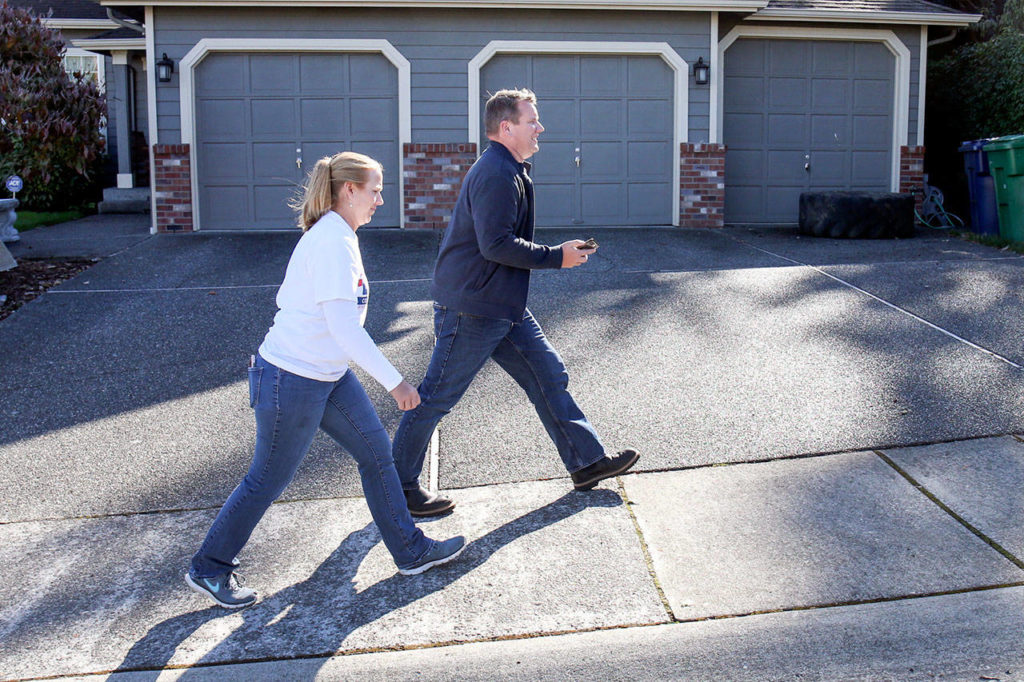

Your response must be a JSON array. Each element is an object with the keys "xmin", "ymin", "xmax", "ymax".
[
  {"xmin": 481, "ymin": 54, "xmax": 674, "ymax": 226},
  {"xmin": 195, "ymin": 52, "xmax": 399, "ymax": 230},
  {"xmin": 723, "ymin": 39, "xmax": 894, "ymax": 224}
]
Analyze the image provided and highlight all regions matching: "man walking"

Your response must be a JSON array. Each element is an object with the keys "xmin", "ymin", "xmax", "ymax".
[{"xmin": 394, "ymin": 88, "xmax": 639, "ymax": 516}]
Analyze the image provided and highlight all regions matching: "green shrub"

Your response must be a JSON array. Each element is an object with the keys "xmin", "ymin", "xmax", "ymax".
[{"xmin": 0, "ymin": 0, "xmax": 107, "ymax": 211}]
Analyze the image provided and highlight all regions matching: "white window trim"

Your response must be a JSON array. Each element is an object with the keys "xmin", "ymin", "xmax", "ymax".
[
  {"xmin": 178, "ymin": 38, "xmax": 411, "ymax": 229},
  {"xmin": 468, "ymin": 40, "xmax": 689, "ymax": 226},
  {"xmin": 716, "ymin": 26, "xmax": 911, "ymax": 192},
  {"xmin": 918, "ymin": 25, "xmax": 927, "ymax": 147}
]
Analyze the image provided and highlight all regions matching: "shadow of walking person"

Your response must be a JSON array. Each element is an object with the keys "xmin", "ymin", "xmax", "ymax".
[{"xmin": 113, "ymin": 488, "xmax": 623, "ymax": 677}]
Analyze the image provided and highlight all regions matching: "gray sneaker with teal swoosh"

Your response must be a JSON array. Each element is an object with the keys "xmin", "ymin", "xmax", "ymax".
[{"xmin": 185, "ymin": 571, "xmax": 258, "ymax": 609}]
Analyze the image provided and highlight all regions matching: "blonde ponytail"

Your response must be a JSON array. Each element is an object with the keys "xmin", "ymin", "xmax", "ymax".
[{"xmin": 290, "ymin": 151, "xmax": 383, "ymax": 231}]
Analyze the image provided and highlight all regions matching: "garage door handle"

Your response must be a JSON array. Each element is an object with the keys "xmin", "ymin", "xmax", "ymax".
[
  {"xmin": 574, "ymin": 147, "xmax": 581, "ymax": 167},
  {"xmin": 804, "ymin": 162, "xmax": 810, "ymax": 171}
]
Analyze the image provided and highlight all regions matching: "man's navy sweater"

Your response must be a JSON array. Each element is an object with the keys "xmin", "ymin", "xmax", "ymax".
[{"xmin": 431, "ymin": 142, "xmax": 563, "ymax": 322}]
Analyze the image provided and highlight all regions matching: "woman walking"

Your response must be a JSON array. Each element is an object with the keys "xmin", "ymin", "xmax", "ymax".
[{"xmin": 186, "ymin": 152, "xmax": 464, "ymax": 609}]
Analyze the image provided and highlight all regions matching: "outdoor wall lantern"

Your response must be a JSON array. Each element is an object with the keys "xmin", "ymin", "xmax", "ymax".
[
  {"xmin": 156, "ymin": 53, "xmax": 174, "ymax": 83},
  {"xmin": 693, "ymin": 56, "xmax": 710, "ymax": 85}
]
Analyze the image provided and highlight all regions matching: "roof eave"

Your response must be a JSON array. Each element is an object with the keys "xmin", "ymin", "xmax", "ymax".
[
  {"xmin": 72, "ymin": 37, "xmax": 147, "ymax": 49},
  {"xmin": 42, "ymin": 18, "xmax": 120, "ymax": 29},
  {"xmin": 748, "ymin": 8, "xmax": 981, "ymax": 26},
  {"xmin": 98, "ymin": 0, "xmax": 770, "ymax": 10}
]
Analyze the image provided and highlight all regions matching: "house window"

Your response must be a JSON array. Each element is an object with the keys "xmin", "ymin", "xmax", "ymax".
[{"xmin": 62, "ymin": 49, "xmax": 104, "ymax": 89}]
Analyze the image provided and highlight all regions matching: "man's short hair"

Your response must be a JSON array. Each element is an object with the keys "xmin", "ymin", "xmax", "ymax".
[{"xmin": 484, "ymin": 88, "xmax": 537, "ymax": 136}]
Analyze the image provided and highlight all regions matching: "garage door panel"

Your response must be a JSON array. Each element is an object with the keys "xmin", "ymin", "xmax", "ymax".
[
  {"xmin": 852, "ymin": 151, "xmax": 890, "ymax": 184},
  {"xmin": 252, "ymin": 99, "xmax": 296, "ymax": 137},
  {"xmin": 809, "ymin": 151, "xmax": 847, "ymax": 183},
  {"xmin": 581, "ymin": 183, "xmax": 624, "ymax": 221},
  {"xmin": 724, "ymin": 77, "xmax": 765, "ymax": 108},
  {"xmin": 627, "ymin": 57, "xmax": 672, "ymax": 96},
  {"xmin": 627, "ymin": 100, "xmax": 671, "ymax": 137},
  {"xmin": 254, "ymin": 185, "xmax": 297, "ymax": 221},
  {"xmin": 299, "ymin": 100, "xmax": 346, "ymax": 137},
  {"xmin": 532, "ymin": 56, "xmax": 575, "ymax": 93},
  {"xmin": 811, "ymin": 115, "xmax": 848, "ymax": 146},
  {"xmin": 538, "ymin": 182, "xmax": 573, "ymax": 224},
  {"xmin": 196, "ymin": 55, "xmax": 246, "ymax": 95},
  {"xmin": 811, "ymin": 79, "xmax": 849, "ymax": 109},
  {"xmin": 581, "ymin": 56, "xmax": 624, "ymax": 95},
  {"xmin": 855, "ymin": 43, "xmax": 893, "ymax": 74},
  {"xmin": 251, "ymin": 143, "xmax": 296, "ymax": 176},
  {"xmin": 725, "ymin": 185, "xmax": 763, "ymax": 217},
  {"xmin": 580, "ymin": 100, "xmax": 622, "ymax": 136},
  {"xmin": 728, "ymin": 40, "xmax": 766, "ymax": 73},
  {"xmin": 200, "ymin": 143, "xmax": 248, "ymax": 179},
  {"xmin": 628, "ymin": 182, "xmax": 672, "ymax": 222},
  {"xmin": 299, "ymin": 55, "xmax": 349, "ymax": 94},
  {"xmin": 726, "ymin": 149, "xmax": 764, "ymax": 177},
  {"xmin": 628, "ymin": 141, "xmax": 672, "ymax": 179},
  {"xmin": 769, "ymin": 78, "xmax": 808, "ymax": 109},
  {"xmin": 812, "ymin": 43, "xmax": 850, "ymax": 76},
  {"xmin": 349, "ymin": 54, "xmax": 397, "ymax": 91},
  {"xmin": 250, "ymin": 55, "xmax": 297, "ymax": 94},
  {"xmin": 853, "ymin": 80, "xmax": 891, "ymax": 111},
  {"xmin": 532, "ymin": 142, "xmax": 576, "ymax": 183},
  {"xmin": 580, "ymin": 141, "xmax": 623, "ymax": 178},
  {"xmin": 350, "ymin": 98, "xmax": 397, "ymax": 136},
  {"xmin": 724, "ymin": 113, "xmax": 764, "ymax": 146},
  {"xmin": 481, "ymin": 56, "xmax": 528, "ymax": 93},
  {"xmin": 767, "ymin": 114, "xmax": 806, "ymax": 147},
  {"xmin": 770, "ymin": 42, "xmax": 810, "ymax": 74},
  {"xmin": 853, "ymin": 116, "xmax": 890, "ymax": 146},
  {"xmin": 537, "ymin": 99, "xmax": 576, "ymax": 140},
  {"xmin": 766, "ymin": 150, "xmax": 807, "ymax": 181},
  {"xmin": 198, "ymin": 100, "xmax": 247, "ymax": 138},
  {"xmin": 202, "ymin": 186, "xmax": 250, "ymax": 225}
]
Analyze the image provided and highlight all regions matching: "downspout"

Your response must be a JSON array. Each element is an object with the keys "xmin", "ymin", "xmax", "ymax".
[
  {"xmin": 928, "ymin": 28, "xmax": 958, "ymax": 47},
  {"xmin": 106, "ymin": 8, "xmax": 145, "ymax": 34}
]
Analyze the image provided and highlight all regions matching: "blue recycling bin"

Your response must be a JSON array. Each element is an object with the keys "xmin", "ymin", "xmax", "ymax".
[{"xmin": 958, "ymin": 139, "xmax": 1000, "ymax": 235}]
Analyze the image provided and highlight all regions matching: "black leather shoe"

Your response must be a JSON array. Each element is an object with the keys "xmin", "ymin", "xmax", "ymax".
[
  {"xmin": 404, "ymin": 486, "xmax": 455, "ymax": 517},
  {"xmin": 571, "ymin": 449, "xmax": 640, "ymax": 491}
]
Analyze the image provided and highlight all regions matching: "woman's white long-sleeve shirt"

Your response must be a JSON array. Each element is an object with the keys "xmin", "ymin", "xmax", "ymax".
[{"xmin": 258, "ymin": 211, "xmax": 403, "ymax": 390}]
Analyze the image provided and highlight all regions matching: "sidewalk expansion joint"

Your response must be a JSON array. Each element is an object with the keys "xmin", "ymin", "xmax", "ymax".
[
  {"xmin": 874, "ymin": 450, "xmax": 1024, "ymax": 572},
  {"xmin": 616, "ymin": 477, "xmax": 677, "ymax": 622}
]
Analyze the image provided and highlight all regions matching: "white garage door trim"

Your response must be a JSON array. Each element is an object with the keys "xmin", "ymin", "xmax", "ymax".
[
  {"xmin": 468, "ymin": 40, "xmax": 688, "ymax": 226},
  {"xmin": 714, "ymin": 26, "xmax": 910, "ymax": 192},
  {"xmin": 180, "ymin": 38, "xmax": 411, "ymax": 229}
]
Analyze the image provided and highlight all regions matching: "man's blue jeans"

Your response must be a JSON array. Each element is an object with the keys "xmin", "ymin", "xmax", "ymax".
[
  {"xmin": 393, "ymin": 305, "xmax": 605, "ymax": 490},
  {"xmin": 191, "ymin": 354, "xmax": 432, "ymax": 577}
]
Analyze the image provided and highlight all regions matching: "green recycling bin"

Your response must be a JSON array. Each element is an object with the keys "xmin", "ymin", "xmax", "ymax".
[{"xmin": 984, "ymin": 134, "xmax": 1024, "ymax": 242}]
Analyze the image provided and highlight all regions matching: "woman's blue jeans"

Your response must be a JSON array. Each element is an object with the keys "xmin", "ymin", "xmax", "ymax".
[
  {"xmin": 190, "ymin": 354, "xmax": 432, "ymax": 577},
  {"xmin": 392, "ymin": 305, "xmax": 606, "ymax": 490}
]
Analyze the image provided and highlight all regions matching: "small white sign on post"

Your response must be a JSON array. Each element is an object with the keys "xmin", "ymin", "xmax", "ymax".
[{"xmin": 1, "ymin": 175, "xmax": 22, "ymax": 243}]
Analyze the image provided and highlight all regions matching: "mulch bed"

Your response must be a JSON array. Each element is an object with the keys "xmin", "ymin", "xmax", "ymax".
[{"xmin": 0, "ymin": 258, "xmax": 98, "ymax": 322}]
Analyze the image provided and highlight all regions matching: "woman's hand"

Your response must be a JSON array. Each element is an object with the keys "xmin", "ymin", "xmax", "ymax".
[{"xmin": 390, "ymin": 381, "xmax": 421, "ymax": 411}]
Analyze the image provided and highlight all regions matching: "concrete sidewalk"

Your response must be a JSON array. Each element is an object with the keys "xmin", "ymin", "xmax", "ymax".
[{"xmin": 1, "ymin": 217, "xmax": 1023, "ymax": 680}]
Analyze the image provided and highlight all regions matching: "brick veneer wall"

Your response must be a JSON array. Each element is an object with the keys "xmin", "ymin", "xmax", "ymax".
[
  {"xmin": 900, "ymin": 145, "xmax": 926, "ymax": 212},
  {"xmin": 404, "ymin": 143, "xmax": 477, "ymax": 228},
  {"xmin": 153, "ymin": 144, "xmax": 193, "ymax": 233},
  {"xmin": 680, "ymin": 143, "xmax": 726, "ymax": 228}
]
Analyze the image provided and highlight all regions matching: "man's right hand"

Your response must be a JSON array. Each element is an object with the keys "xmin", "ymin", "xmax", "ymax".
[{"xmin": 559, "ymin": 240, "xmax": 594, "ymax": 268}]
